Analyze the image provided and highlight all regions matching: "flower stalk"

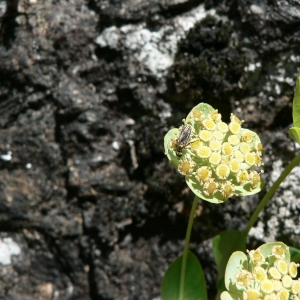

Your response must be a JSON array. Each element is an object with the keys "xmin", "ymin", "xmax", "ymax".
[
  {"xmin": 242, "ymin": 151, "xmax": 300, "ymax": 239},
  {"xmin": 179, "ymin": 195, "xmax": 199, "ymax": 300}
]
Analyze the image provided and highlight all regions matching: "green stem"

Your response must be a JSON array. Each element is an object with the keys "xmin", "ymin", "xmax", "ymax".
[
  {"xmin": 179, "ymin": 195, "xmax": 199, "ymax": 300},
  {"xmin": 242, "ymin": 151, "xmax": 300, "ymax": 239}
]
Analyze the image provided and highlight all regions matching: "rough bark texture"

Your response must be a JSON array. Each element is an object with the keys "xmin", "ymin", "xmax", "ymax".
[{"xmin": 0, "ymin": 0, "xmax": 300, "ymax": 299}]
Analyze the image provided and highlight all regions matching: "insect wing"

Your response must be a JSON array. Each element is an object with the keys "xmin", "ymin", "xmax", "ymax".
[{"xmin": 178, "ymin": 124, "xmax": 192, "ymax": 145}]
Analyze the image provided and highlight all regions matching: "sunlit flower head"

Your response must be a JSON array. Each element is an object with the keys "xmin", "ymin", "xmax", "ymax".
[
  {"xmin": 221, "ymin": 243, "xmax": 296, "ymax": 300},
  {"xmin": 164, "ymin": 103, "xmax": 263, "ymax": 203}
]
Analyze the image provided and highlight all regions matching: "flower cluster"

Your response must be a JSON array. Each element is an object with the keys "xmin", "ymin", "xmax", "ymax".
[
  {"xmin": 221, "ymin": 242, "xmax": 300, "ymax": 300},
  {"xmin": 164, "ymin": 103, "xmax": 264, "ymax": 203}
]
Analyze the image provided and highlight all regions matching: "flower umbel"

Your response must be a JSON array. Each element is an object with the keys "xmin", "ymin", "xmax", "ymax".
[
  {"xmin": 164, "ymin": 103, "xmax": 264, "ymax": 203},
  {"xmin": 221, "ymin": 242, "xmax": 300, "ymax": 300}
]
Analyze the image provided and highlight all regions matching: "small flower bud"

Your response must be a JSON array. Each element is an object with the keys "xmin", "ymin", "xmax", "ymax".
[
  {"xmin": 197, "ymin": 146, "xmax": 212, "ymax": 158},
  {"xmin": 268, "ymin": 267, "xmax": 281, "ymax": 280},
  {"xmin": 272, "ymin": 280, "xmax": 282, "ymax": 292},
  {"xmin": 196, "ymin": 166, "xmax": 212, "ymax": 182},
  {"xmin": 220, "ymin": 181, "xmax": 235, "ymax": 198},
  {"xmin": 209, "ymin": 152, "xmax": 221, "ymax": 165},
  {"xmin": 275, "ymin": 260, "xmax": 288, "ymax": 275},
  {"xmin": 229, "ymin": 121, "xmax": 241, "ymax": 134},
  {"xmin": 230, "ymin": 113, "xmax": 243, "ymax": 125},
  {"xmin": 189, "ymin": 140, "xmax": 202, "ymax": 151},
  {"xmin": 241, "ymin": 131, "xmax": 254, "ymax": 142},
  {"xmin": 178, "ymin": 157, "xmax": 195, "ymax": 175},
  {"xmin": 239, "ymin": 142, "xmax": 250, "ymax": 153},
  {"xmin": 254, "ymin": 141, "xmax": 264, "ymax": 152},
  {"xmin": 209, "ymin": 139, "xmax": 222, "ymax": 151},
  {"xmin": 203, "ymin": 179, "xmax": 218, "ymax": 196},
  {"xmin": 288, "ymin": 262, "xmax": 298, "ymax": 278},
  {"xmin": 281, "ymin": 274, "xmax": 292, "ymax": 288},
  {"xmin": 272, "ymin": 245, "xmax": 286, "ymax": 260},
  {"xmin": 249, "ymin": 170, "xmax": 261, "ymax": 189},
  {"xmin": 203, "ymin": 119, "xmax": 216, "ymax": 131},
  {"xmin": 209, "ymin": 110, "xmax": 221, "ymax": 122},
  {"xmin": 222, "ymin": 142, "xmax": 233, "ymax": 155},
  {"xmin": 234, "ymin": 150, "xmax": 244, "ymax": 162},
  {"xmin": 191, "ymin": 109, "xmax": 204, "ymax": 121},
  {"xmin": 253, "ymin": 266, "xmax": 267, "ymax": 282},
  {"xmin": 216, "ymin": 164, "xmax": 230, "ymax": 179},
  {"xmin": 236, "ymin": 170, "xmax": 249, "ymax": 185},
  {"xmin": 244, "ymin": 289, "xmax": 260, "ymax": 300},
  {"xmin": 169, "ymin": 137, "xmax": 177, "ymax": 151},
  {"xmin": 245, "ymin": 152, "xmax": 256, "ymax": 166},
  {"xmin": 248, "ymin": 249, "xmax": 265, "ymax": 265},
  {"xmin": 261, "ymin": 279, "xmax": 274, "ymax": 294},
  {"xmin": 235, "ymin": 269, "xmax": 252, "ymax": 286},
  {"xmin": 217, "ymin": 121, "xmax": 228, "ymax": 133},
  {"xmin": 264, "ymin": 293, "xmax": 277, "ymax": 300},
  {"xmin": 199, "ymin": 130, "xmax": 212, "ymax": 142},
  {"xmin": 291, "ymin": 280, "xmax": 300, "ymax": 294},
  {"xmin": 228, "ymin": 134, "xmax": 240, "ymax": 146},
  {"xmin": 254, "ymin": 153, "xmax": 263, "ymax": 167},
  {"xmin": 229, "ymin": 159, "xmax": 241, "ymax": 173},
  {"xmin": 276, "ymin": 288, "xmax": 289, "ymax": 300},
  {"xmin": 213, "ymin": 130, "xmax": 225, "ymax": 140}
]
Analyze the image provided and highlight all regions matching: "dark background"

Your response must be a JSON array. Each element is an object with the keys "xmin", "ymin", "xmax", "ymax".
[{"xmin": 0, "ymin": 0, "xmax": 300, "ymax": 299}]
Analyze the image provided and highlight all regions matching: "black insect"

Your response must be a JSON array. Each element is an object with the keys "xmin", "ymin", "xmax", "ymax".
[{"xmin": 176, "ymin": 124, "xmax": 192, "ymax": 156}]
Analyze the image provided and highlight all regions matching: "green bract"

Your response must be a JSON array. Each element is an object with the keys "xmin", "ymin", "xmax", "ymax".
[
  {"xmin": 164, "ymin": 103, "xmax": 264, "ymax": 203},
  {"xmin": 221, "ymin": 242, "xmax": 300, "ymax": 300}
]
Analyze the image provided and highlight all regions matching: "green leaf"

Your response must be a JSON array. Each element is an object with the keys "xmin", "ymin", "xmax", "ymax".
[
  {"xmin": 292, "ymin": 74, "xmax": 300, "ymax": 128},
  {"xmin": 289, "ymin": 246, "xmax": 300, "ymax": 263},
  {"xmin": 213, "ymin": 230, "xmax": 246, "ymax": 298},
  {"xmin": 161, "ymin": 251, "xmax": 207, "ymax": 300},
  {"xmin": 289, "ymin": 127, "xmax": 300, "ymax": 144}
]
